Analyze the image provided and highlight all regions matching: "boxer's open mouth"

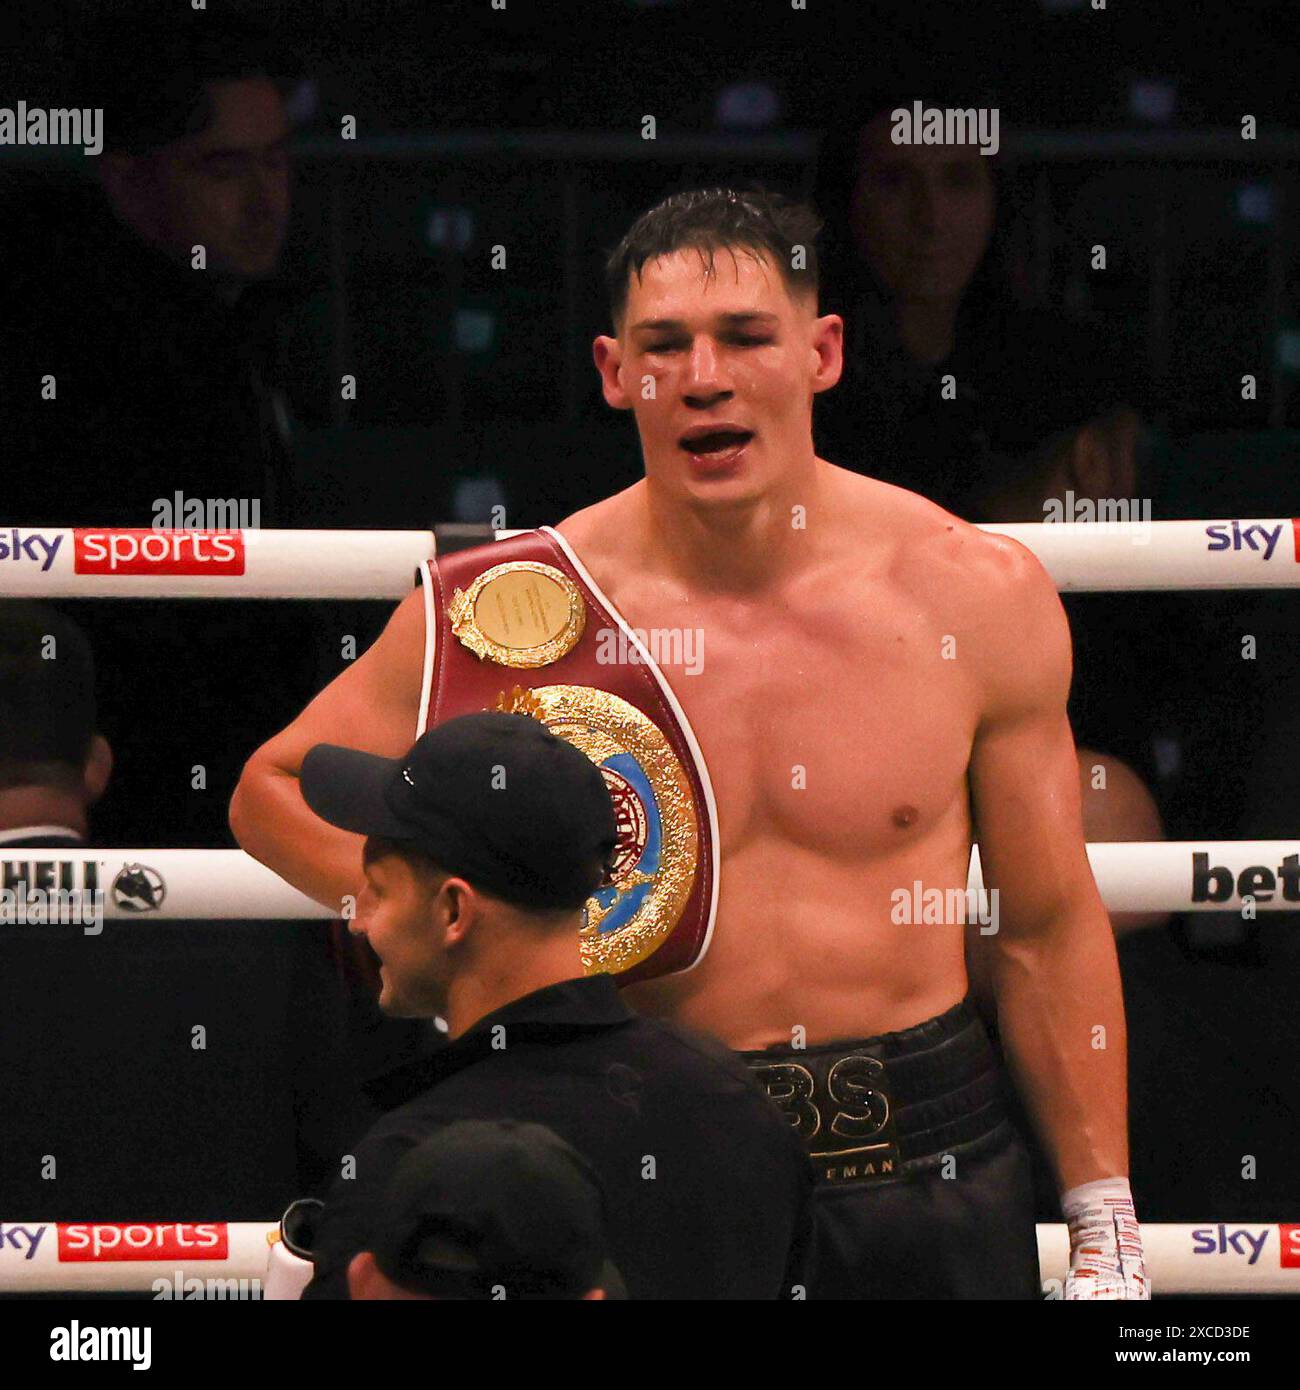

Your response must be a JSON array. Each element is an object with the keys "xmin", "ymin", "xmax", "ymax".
[{"xmin": 678, "ymin": 427, "xmax": 755, "ymax": 457}]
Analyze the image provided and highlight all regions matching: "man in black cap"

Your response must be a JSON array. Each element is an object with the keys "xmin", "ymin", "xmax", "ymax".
[
  {"xmin": 346, "ymin": 1121, "xmax": 623, "ymax": 1300},
  {"xmin": 297, "ymin": 711, "xmax": 815, "ymax": 1300}
]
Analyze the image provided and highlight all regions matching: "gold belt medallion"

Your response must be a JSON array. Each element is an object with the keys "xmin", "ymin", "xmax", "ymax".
[{"xmin": 494, "ymin": 684, "xmax": 698, "ymax": 974}]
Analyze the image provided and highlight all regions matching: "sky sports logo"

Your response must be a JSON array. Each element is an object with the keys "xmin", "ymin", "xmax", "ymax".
[
  {"xmin": 0, "ymin": 528, "xmax": 246, "ymax": 574},
  {"xmin": 74, "ymin": 530, "xmax": 245, "ymax": 574},
  {"xmin": 58, "ymin": 1222, "xmax": 229, "ymax": 1261},
  {"xmin": 1203, "ymin": 519, "xmax": 1300, "ymax": 561},
  {"xmin": 1192, "ymin": 1224, "xmax": 1300, "ymax": 1267}
]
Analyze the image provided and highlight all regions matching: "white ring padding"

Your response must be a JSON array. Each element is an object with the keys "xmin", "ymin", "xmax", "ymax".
[
  {"xmin": 0, "ymin": 842, "xmax": 1294, "ymax": 920},
  {"xmin": 1036, "ymin": 1221, "xmax": 1300, "ymax": 1295},
  {"xmin": 966, "ymin": 841, "xmax": 1300, "ymax": 915},
  {"xmin": 0, "ymin": 1221, "xmax": 1293, "ymax": 1294},
  {"xmin": 0, "ymin": 519, "xmax": 1295, "ymax": 597},
  {"xmin": 0, "ymin": 528, "xmax": 436, "ymax": 598},
  {"xmin": 986, "ymin": 518, "xmax": 1299, "ymax": 591}
]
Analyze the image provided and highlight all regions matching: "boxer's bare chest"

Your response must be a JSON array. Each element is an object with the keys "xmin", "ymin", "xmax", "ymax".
[{"xmin": 586, "ymin": 543, "xmax": 981, "ymax": 862}]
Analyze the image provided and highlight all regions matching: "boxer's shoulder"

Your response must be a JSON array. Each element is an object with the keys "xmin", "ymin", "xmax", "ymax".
[
  {"xmin": 883, "ymin": 491, "xmax": 1071, "ymax": 708},
  {"xmin": 554, "ymin": 482, "xmax": 644, "ymax": 570},
  {"xmin": 856, "ymin": 475, "xmax": 1056, "ymax": 613}
]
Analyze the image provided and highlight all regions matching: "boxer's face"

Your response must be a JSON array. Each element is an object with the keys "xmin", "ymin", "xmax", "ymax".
[
  {"xmin": 594, "ymin": 248, "xmax": 842, "ymax": 505},
  {"xmin": 355, "ymin": 852, "xmax": 453, "ymax": 1018},
  {"xmin": 849, "ymin": 113, "xmax": 995, "ymax": 304}
]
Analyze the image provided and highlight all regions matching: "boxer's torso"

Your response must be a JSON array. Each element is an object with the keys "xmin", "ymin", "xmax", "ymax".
[{"xmin": 555, "ymin": 464, "xmax": 1015, "ymax": 1049}]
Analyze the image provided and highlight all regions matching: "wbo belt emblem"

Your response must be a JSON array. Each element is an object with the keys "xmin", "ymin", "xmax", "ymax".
[{"xmin": 494, "ymin": 684, "xmax": 697, "ymax": 975}]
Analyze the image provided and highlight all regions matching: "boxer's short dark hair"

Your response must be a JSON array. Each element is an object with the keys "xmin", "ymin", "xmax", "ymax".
[{"xmin": 605, "ymin": 187, "xmax": 823, "ymax": 328}]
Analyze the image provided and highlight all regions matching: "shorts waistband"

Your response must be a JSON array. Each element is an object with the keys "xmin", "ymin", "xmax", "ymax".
[{"xmin": 740, "ymin": 998, "xmax": 1009, "ymax": 1186}]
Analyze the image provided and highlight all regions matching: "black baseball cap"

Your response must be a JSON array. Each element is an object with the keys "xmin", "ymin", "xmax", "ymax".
[
  {"xmin": 369, "ymin": 1120, "xmax": 626, "ymax": 1299},
  {"xmin": 300, "ymin": 712, "xmax": 619, "ymax": 910}
]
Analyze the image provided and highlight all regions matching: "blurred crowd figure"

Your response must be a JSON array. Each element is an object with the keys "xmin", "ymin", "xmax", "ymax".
[
  {"xmin": 0, "ymin": 601, "xmax": 357, "ymax": 1219},
  {"xmin": 2, "ymin": 19, "xmax": 329, "ymax": 848}
]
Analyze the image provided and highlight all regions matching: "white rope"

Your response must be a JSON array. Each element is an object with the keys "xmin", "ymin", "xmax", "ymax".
[
  {"xmin": 1, "ymin": 842, "xmax": 1295, "ymax": 920},
  {"xmin": 1036, "ymin": 1221, "xmax": 1299, "ymax": 1295},
  {"xmin": 0, "ymin": 520, "xmax": 1295, "ymax": 597},
  {"xmin": 987, "ymin": 518, "xmax": 1298, "ymax": 591},
  {"xmin": 0, "ymin": 1220, "xmax": 1292, "ymax": 1293},
  {"xmin": 0, "ymin": 528, "xmax": 436, "ymax": 598},
  {"xmin": 967, "ymin": 841, "xmax": 1300, "ymax": 915}
]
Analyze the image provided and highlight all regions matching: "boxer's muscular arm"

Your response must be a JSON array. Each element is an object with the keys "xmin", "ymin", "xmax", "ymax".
[
  {"xmin": 964, "ymin": 540, "xmax": 1129, "ymax": 1193},
  {"xmin": 229, "ymin": 588, "xmax": 426, "ymax": 910}
]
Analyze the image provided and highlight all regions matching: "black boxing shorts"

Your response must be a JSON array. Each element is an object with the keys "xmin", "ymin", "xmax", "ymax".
[{"xmin": 742, "ymin": 998, "xmax": 1041, "ymax": 1299}]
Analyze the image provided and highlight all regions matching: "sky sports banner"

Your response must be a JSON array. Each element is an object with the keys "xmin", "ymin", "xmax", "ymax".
[
  {"xmin": 2, "ymin": 1221, "xmax": 1298, "ymax": 1294},
  {"xmin": 0, "ymin": 1222, "xmax": 276, "ymax": 1293},
  {"xmin": 0, "ymin": 525, "xmax": 435, "ymax": 598},
  {"xmin": 0, "ymin": 521, "xmax": 1297, "ymax": 599}
]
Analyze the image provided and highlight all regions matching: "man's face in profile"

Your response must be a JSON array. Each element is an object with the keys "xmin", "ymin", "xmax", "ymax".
[
  {"xmin": 354, "ymin": 852, "xmax": 450, "ymax": 1019},
  {"xmin": 152, "ymin": 75, "xmax": 291, "ymax": 279},
  {"xmin": 594, "ymin": 248, "xmax": 842, "ymax": 508},
  {"xmin": 850, "ymin": 111, "xmax": 995, "ymax": 304}
]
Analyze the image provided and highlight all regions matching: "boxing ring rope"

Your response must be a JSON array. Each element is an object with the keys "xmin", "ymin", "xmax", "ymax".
[
  {"xmin": 3, "ymin": 518, "xmax": 1296, "ymax": 1301},
  {"xmin": 0, "ymin": 1221, "xmax": 1292, "ymax": 1294},
  {"xmin": 3, "ymin": 842, "xmax": 1296, "ymax": 918},
  {"xmin": 1, "ymin": 518, "xmax": 1297, "ymax": 597}
]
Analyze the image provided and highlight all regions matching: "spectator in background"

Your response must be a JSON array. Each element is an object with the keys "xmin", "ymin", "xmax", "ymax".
[
  {"xmin": 346, "ymin": 1122, "xmax": 624, "ymax": 1300},
  {"xmin": 813, "ymin": 83, "xmax": 1167, "ymax": 848},
  {"xmin": 5, "ymin": 16, "xmax": 299, "ymax": 520},
  {"xmin": 812, "ymin": 82, "xmax": 1147, "ymax": 520},
  {"xmin": 0, "ymin": 600, "xmax": 353, "ymax": 1219},
  {"xmin": 0, "ymin": 16, "xmax": 327, "ymax": 848},
  {"xmin": 0, "ymin": 603, "xmax": 112, "ymax": 851}
]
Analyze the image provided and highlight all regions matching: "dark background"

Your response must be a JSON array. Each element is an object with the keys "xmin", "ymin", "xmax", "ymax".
[{"xmin": 3, "ymin": 0, "xmax": 1299, "ymax": 529}]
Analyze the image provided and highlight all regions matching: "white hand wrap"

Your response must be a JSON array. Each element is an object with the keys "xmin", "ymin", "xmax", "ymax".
[{"xmin": 1061, "ymin": 1176, "xmax": 1150, "ymax": 1300}]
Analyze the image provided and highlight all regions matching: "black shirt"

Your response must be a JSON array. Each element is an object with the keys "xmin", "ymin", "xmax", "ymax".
[{"xmin": 303, "ymin": 975, "xmax": 816, "ymax": 1300}]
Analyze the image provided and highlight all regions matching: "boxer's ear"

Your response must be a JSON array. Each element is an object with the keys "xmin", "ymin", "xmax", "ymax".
[
  {"xmin": 593, "ymin": 335, "xmax": 633, "ymax": 411},
  {"xmin": 810, "ymin": 313, "xmax": 845, "ymax": 396}
]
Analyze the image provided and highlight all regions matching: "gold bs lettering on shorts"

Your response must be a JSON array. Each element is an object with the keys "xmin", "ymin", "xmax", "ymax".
[{"xmin": 747, "ymin": 1051, "xmax": 901, "ymax": 1185}]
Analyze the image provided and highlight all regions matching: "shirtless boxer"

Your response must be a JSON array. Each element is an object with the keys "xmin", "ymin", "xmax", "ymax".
[{"xmin": 232, "ymin": 188, "xmax": 1147, "ymax": 1300}]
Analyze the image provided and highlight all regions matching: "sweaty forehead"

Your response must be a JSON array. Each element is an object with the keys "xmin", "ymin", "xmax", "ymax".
[{"xmin": 625, "ymin": 246, "xmax": 798, "ymax": 322}]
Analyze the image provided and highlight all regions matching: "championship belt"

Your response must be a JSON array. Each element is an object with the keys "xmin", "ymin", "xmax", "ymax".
[{"xmin": 416, "ymin": 526, "xmax": 718, "ymax": 985}]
